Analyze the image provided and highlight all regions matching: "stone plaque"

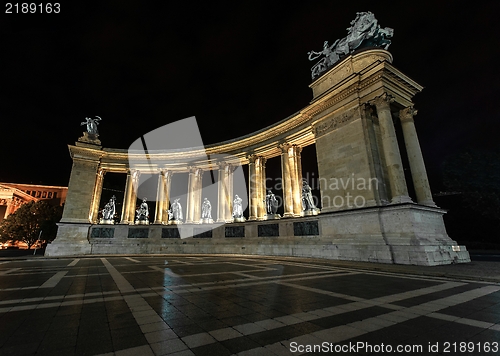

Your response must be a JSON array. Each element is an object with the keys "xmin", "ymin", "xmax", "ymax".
[
  {"xmin": 193, "ymin": 229, "xmax": 212, "ymax": 238},
  {"xmin": 293, "ymin": 221, "xmax": 319, "ymax": 236},
  {"xmin": 128, "ymin": 228, "xmax": 149, "ymax": 238},
  {"xmin": 162, "ymin": 228, "xmax": 180, "ymax": 239},
  {"xmin": 90, "ymin": 227, "xmax": 114, "ymax": 238},
  {"xmin": 258, "ymin": 224, "xmax": 279, "ymax": 237},
  {"xmin": 225, "ymin": 226, "xmax": 245, "ymax": 238}
]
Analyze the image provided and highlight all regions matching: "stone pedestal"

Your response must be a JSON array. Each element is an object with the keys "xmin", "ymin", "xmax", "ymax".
[
  {"xmin": 319, "ymin": 204, "xmax": 470, "ymax": 265},
  {"xmin": 301, "ymin": 209, "xmax": 320, "ymax": 217},
  {"xmin": 99, "ymin": 219, "xmax": 114, "ymax": 225},
  {"xmin": 264, "ymin": 214, "xmax": 281, "ymax": 220},
  {"xmin": 45, "ymin": 223, "xmax": 92, "ymax": 256}
]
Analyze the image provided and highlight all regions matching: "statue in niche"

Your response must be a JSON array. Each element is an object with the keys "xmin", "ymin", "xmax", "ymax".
[
  {"xmin": 232, "ymin": 194, "xmax": 245, "ymax": 221},
  {"xmin": 135, "ymin": 198, "xmax": 149, "ymax": 224},
  {"xmin": 201, "ymin": 198, "xmax": 212, "ymax": 223},
  {"xmin": 265, "ymin": 190, "xmax": 280, "ymax": 218},
  {"xmin": 308, "ymin": 11, "xmax": 393, "ymax": 79},
  {"xmin": 100, "ymin": 195, "xmax": 116, "ymax": 224},
  {"xmin": 81, "ymin": 116, "xmax": 102, "ymax": 135},
  {"xmin": 302, "ymin": 180, "xmax": 320, "ymax": 216},
  {"xmin": 168, "ymin": 198, "xmax": 183, "ymax": 223}
]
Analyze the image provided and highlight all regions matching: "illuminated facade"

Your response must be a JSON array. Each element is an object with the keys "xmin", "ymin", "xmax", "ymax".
[{"xmin": 0, "ymin": 183, "xmax": 67, "ymax": 222}]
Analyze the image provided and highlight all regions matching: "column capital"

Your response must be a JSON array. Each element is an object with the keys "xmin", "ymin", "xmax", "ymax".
[
  {"xmin": 247, "ymin": 154, "xmax": 266, "ymax": 167},
  {"xmin": 362, "ymin": 103, "xmax": 376, "ymax": 118},
  {"xmin": 217, "ymin": 160, "xmax": 229, "ymax": 169},
  {"xmin": 188, "ymin": 166, "xmax": 203, "ymax": 178},
  {"xmin": 278, "ymin": 143, "xmax": 302, "ymax": 155},
  {"xmin": 399, "ymin": 106, "xmax": 418, "ymax": 123},
  {"xmin": 371, "ymin": 92, "xmax": 395, "ymax": 109},
  {"xmin": 128, "ymin": 168, "xmax": 141, "ymax": 179}
]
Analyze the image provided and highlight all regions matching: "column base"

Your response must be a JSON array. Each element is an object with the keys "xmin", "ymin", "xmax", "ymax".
[
  {"xmin": 282, "ymin": 213, "xmax": 295, "ymax": 218},
  {"xmin": 418, "ymin": 200, "xmax": 438, "ymax": 207},
  {"xmin": 390, "ymin": 195, "xmax": 413, "ymax": 204}
]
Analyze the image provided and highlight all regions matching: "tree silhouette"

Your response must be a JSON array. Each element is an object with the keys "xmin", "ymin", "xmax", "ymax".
[{"xmin": 0, "ymin": 201, "xmax": 62, "ymax": 248}]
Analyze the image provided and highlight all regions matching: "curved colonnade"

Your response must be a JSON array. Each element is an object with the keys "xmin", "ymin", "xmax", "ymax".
[{"xmin": 46, "ymin": 49, "xmax": 471, "ymax": 265}]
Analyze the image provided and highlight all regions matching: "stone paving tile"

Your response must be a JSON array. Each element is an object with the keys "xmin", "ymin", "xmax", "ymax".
[{"xmin": 0, "ymin": 255, "xmax": 499, "ymax": 355}]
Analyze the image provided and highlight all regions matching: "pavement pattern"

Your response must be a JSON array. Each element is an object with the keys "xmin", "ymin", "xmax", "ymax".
[{"xmin": 0, "ymin": 255, "xmax": 499, "ymax": 355}]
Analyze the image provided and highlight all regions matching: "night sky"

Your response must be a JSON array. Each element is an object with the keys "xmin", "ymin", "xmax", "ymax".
[{"xmin": 2, "ymin": 1, "xmax": 500, "ymax": 193}]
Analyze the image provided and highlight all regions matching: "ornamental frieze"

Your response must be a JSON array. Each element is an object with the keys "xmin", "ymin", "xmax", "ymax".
[{"xmin": 313, "ymin": 108, "xmax": 358, "ymax": 137}]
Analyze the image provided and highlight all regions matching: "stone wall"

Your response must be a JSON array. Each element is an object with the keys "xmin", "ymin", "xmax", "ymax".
[{"xmin": 85, "ymin": 205, "xmax": 469, "ymax": 266}]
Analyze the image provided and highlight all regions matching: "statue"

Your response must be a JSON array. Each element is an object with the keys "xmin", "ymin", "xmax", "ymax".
[
  {"xmin": 201, "ymin": 198, "xmax": 212, "ymax": 223},
  {"xmin": 100, "ymin": 195, "xmax": 116, "ymax": 224},
  {"xmin": 301, "ymin": 180, "xmax": 320, "ymax": 216},
  {"xmin": 265, "ymin": 190, "xmax": 280, "ymax": 218},
  {"xmin": 308, "ymin": 12, "xmax": 393, "ymax": 79},
  {"xmin": 81, "ymin": 116, "xmax": 102, "ymax": 135},
  {"xmin": 168, "ymin": 198, "xmax": 183, "ymax": 223},
  {"xmin": 135, "ymin": 198, "xmax": 149, "ymax": 224},
  {"xmin": 232, "ymin": 194, "xmax": 245, "ymax": 222}
]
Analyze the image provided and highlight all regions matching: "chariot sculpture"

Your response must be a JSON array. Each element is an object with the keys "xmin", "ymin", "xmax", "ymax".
[{"xmin": 308, "ymin": 11, "xmax": 393, "ymax": 80}]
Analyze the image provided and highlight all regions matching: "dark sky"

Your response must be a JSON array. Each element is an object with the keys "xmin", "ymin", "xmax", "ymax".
[{"xmin": 2, "ymin": 1, "xmax": 500, "ymax": 191}]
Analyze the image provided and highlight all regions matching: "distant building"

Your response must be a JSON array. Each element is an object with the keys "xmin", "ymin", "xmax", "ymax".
[{"xmin": 0, "ymin": 183, "xmax": 67, "ymax": 222}]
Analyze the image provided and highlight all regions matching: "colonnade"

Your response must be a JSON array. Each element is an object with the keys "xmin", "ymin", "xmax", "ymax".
[{"xmin": 88, "ymin": 141, "xmax": 306, "ymax": 224}]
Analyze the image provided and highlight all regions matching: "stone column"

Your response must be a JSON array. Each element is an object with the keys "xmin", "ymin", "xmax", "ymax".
[
  {"xmin": 194, "ymin": 168, "xmax": 204, "ymax": 223},
  {"xmin": 120, "ymin": 170, "xmax": 133, "ymax": 223},
  {"xmin": 90, "ymin": 168, "xmax": 105, "ymax": 223},
  {"xmin": 248, "ymin": 155, "xmax": 266, "ymax": 220},
  {"xmin": 154, "ymin": 170, "xmax": 167, "ymax": 224},
  {"xmin": 280, "ymin": 143, "xmax": 302, "ymax": 217},
  {"xmin": 362, "ymin": 104, "xmax": 389, "ymax": 205},
  {"xmin": 127, "ymin": 170, "xmax": 140, "ymax": 223},
  {"xmin": 161, "ymin": 170, "xmax": 173, "ymax": 224},
  {"xmin": 399, "ymin": 107, "xmax": 436, "ymax": 206},
  {"xmin": 217, "ymin": 162, "xmax": 227, "ymax": 222},
  {"xmin": 217, "ymin": 162, "xmax": 235, "ymax": 222},
  {"xmin": 290, "ymin": 145, "xmax": 303, "ymax": 216},
  {"xmin": 372, "ymin": 93, "xmax": 411, "ymax": 204},
  {"xmin": 3, "ymin": 199, "xmax": 12, "ymax": 219},
  {"xmin": 186, "ymin": 167, "xmax": 203, "ymax": 223},
  {"xmin": 225, "ymin": 165, "xmax": 234, "ymax": 221}
]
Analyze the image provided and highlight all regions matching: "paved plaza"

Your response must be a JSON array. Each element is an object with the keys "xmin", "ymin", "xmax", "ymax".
[{"xmin": 0, "ymin": 255, "xmax": 499, "ymax": 355}]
